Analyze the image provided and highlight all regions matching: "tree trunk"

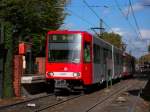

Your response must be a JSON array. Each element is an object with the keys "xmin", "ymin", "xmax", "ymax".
[{"xmin": 3, "ymin": 22, "xmax": 14, "ymax": 98}]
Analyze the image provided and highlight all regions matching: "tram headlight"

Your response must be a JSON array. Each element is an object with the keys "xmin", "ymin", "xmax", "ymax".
[
  {"xmin": 73, "ymin": 72, "xmax": 80, "ymax": 77},
  {"xmin": 47, "ymin": 72, "xmax": 54, "ymax": 76}
]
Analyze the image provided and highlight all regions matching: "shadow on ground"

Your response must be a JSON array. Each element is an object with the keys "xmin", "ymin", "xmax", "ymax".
[
  {"xmin": 141, "ymin": 78, "xmax": 150, "ymax": 101},
  {"xmin": 22, "ymin": 82, "xmax": 47, "ymax": 95},
  {"xmin": 127, "ymin": 73, "xmax": 150, "ymax": 101}
]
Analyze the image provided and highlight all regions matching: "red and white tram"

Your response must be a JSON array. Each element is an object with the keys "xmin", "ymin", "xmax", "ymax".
[
  {"xmin": 122, "ymin": 53, "xmax": 135, "ymax": 78},
  {"xmin": 45, "ymin": 30, "xmax": 133, "ymax": 92}
]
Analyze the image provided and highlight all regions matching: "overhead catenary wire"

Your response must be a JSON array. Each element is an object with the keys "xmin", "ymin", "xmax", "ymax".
[
  {"xmin": 114, "ymin": 0, "xmax": 129, "ymax": 19},
  {"xmin": 114, "ymin": 0, "xmax": 137, "ymax": 50},
  {"xmin": 66, "ymin": 9, "xmax": 100, "ymax": 34},
  {"xmin": 54, "ymin": 5, "xmax": 95, "ymax": 30},
  {"xmin": 83, "ymin": 0, "xmax": 100, "ymax": 19},
  {"xmin": 82, "ymin": 0, "xmax": 114, "ymax": 33},
  {"xmin": 114, "ymin": 0, "xmax": 142, "ymax": 40},
  {"xmin": 114, "ymin": 0, "xmax": 145, "ymax": 53},
  {"xmin": 129, "ymin": 0, "xmax": 143, "ymax": 39},
  {"xmin": 68, "ymin": 9, "xmax": 94, "ymax": 26},
  {"xmin": 68, "ymin": 12, "xmax": 101, "ymax": 38}
]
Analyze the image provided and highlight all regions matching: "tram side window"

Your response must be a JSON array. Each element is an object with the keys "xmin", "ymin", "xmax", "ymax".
[
  {"xmin": 115, "ymin": 53, "xmax": 120, "ymax": 65},
  {"xmin": 94, "ymin": 44, "xmax": 101, "ymax": 63},
  {"xmin": 103, "ymin": 49, "xmax": 108, "ymax": 64},
  {"xmin": 84, "ymin": 42, "xmax": 91, "ymax": 62}
]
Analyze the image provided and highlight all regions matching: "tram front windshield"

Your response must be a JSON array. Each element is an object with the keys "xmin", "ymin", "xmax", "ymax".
[{"xmin": 48, "ymin": 34, "xmax": 81, "ymax": 63}]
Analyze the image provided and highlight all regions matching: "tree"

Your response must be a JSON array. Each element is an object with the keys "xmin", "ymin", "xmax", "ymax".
[
  {"xmin": 0, "ymin": 0, "xmax": 68, "ymax": 36},
  {"xmin": 0, "ymin": 0, "xmax": 69, "ymax": 97},
  {"xmin": 139, "ymin": 54, "xmax": 150, "ymax": 64},
  {"xmin": 0, "ymin": 0, "xmax": 69, "ymax": 55},
  {"xmin": 100, "ymin": 32, "xmax": 124, "ymax": 49},
  {"xmin": 3, "ymin": 22, "xmax": 14, "ymax": 98}
]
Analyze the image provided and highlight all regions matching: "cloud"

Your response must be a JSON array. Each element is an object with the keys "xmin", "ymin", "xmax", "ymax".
[
  {"xmin": 126, "ymin": 39, "xmax": 148, "ymax": 58},
  {"xmin": 109, "ymin": 28, "xmax": 149, "ymax": 58},
  {"xmin": 139, "ymin": 0, "xmax": 150, "ymax": 4},
  {"xmin": 108, "ymin": 28, "xmax": 148, "ymax": 57},
  {"xmin": 102, "ymin": 8, "xmax": 110, "ymax": 16},
  {"xmin": 123, "ymin": 0, "xmax": 150, "ymax": 14},
  {"xmin": 110, "ymin": 27, "xmax": 125, "ymax": 36},
  {"xmin": 140, "ymin": 29, "xmax": 150, "ymax": 39},
  {"xmin": 131, "ymin": 3, "xmax": 144, "ymax": 11},
  {"xmin": 124, "ymin": 3, "xmax": 143, "ymax": 16}
]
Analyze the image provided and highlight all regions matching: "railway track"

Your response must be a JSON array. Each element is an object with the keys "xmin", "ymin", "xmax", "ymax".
[
  {"xmin": 34, "ymin": 79, "xmax": 146, "ymax": 112},
  {"xmin": 0, "ymin": 79, "xmax": 147, "ymax": 112},
  {"xmin": 0, "ymin": 90, "xmax": 84, "ymax": 112},
  {"xmin": 0, "ymin": 94, "xmax": 55, "ymax": 112},
  {"xmin": 29, "ymin": 80, "xmax": 128, "ymax": 112},
  {"xmin": 33, "ymin": 79, "xmax": 138, "ymax": 112},
  {"xmin": 34, "ymin": 94, "xmax": 84, "ymax": 112},
  {"xmin": 85, "ymin": 79, "xmax": 146, "ymax": 112}
]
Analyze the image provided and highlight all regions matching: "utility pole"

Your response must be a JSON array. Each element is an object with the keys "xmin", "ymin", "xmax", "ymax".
[
  {"xmin": 91, "ymin": 19, "xmax": 104, "ymax": 38},
  {"xmin": 100, "ymin": 19, "xmax": 104, "ymax": 37}
]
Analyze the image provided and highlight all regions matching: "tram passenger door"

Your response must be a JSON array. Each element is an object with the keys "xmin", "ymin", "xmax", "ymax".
[
  {"xmin": 103, "ymin": 49, "xmax": 107, "ymax": 81},
  {"xmin": 83, "ymin": 41, "xmax": 92, "ymax": 85}
]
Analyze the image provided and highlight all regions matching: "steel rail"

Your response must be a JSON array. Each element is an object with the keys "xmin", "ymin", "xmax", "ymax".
[
  {"xmin": 85, "ymin": 79, "xmax": 140, "ymax": 112},
  {"xmin": 33, "ymin": 80, "xmax": 134, "ymax": 112},
  {"xmin": 33, "ymin": 93, "xmax": 84, "ymax": 112},
  {"xmin": 0, "ymin": 93, "xmax": 53, "ymax": 110}
]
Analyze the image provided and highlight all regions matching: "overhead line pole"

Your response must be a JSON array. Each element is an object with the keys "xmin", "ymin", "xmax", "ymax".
[
  {"xmin": 91, "ymin": 19, "xmax": 105, "ymax": 37},
  {"xmin": 83, "ymin": 0, "xmax": 114, "ymax": 33}
]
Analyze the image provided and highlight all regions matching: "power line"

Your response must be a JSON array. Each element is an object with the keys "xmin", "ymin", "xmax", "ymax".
[
  {"xmin": 114, "ymin": 0, "xmax": 143, "ymax": 40},
  {"xmin": 114, "ymin": 0, "xmax": 140, "ymax": 50},
  {"xmin": 68, "ymin": 9, "xmax": 94, "ymax": 26},
  {"xmin": 83, "ymin": 0, "xmax": 100, "ymax": 19},
  {"xmin": 114, "ymin": 0, "xmax": 128, "ymax": 19},
  {"xmin": 67, "ymin": 9, "xmax": 100, "ymax": 34},
  {"xmin": 82, "ymin": 0, "xmax": 114, "ymax": 32},
  {"xmin": 114, "ymin": 0, "xmax": 138, "ymax": 38},
  {"xmin": 129, "ymin": 0, "xmax": 143, "ymax": 39}
]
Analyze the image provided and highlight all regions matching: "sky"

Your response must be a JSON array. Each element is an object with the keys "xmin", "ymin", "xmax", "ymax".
[{"xmin": 62, "ymin": 0, "xmax": 150, "ymax": 58}]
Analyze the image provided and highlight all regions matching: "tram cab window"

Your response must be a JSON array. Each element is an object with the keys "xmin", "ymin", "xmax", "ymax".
[{"xmin": 84, "ymin": 42, "xmax": 91, "ymax": 62}]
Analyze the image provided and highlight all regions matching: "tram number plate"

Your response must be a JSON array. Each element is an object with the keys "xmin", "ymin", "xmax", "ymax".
[{"xmin": 55, "ymin": 80, "xmax": 67, "ymax": 88}]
